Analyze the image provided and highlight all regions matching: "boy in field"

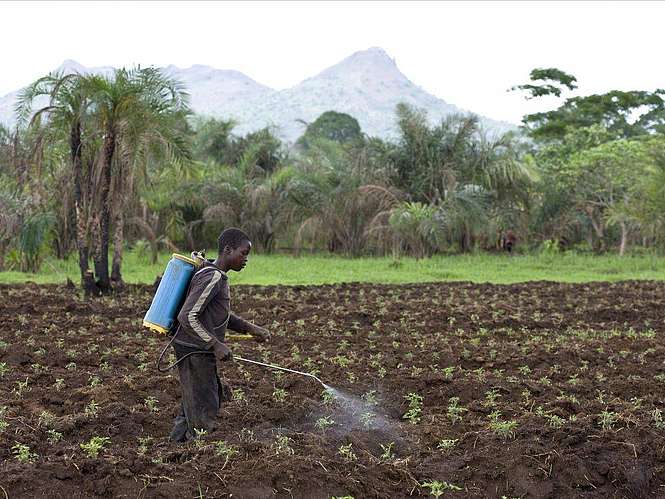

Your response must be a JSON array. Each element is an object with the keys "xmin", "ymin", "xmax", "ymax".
[{"xmin": 170, "ymin": 227, "xmax": 269, "ymax": 442}]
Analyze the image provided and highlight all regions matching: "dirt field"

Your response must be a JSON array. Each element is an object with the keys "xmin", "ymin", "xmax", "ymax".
[{"xmin": 1, "ymin": 280, "xmax": 664, "ymax": 498}]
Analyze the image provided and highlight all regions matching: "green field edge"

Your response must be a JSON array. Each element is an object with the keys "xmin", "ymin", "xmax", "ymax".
[{"xmin": 2, "ymin": 252, "xmax": 665, "ymax": 286}]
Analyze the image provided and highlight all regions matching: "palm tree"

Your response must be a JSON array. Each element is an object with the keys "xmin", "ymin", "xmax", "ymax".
[
  {"xmin": 16, "ymin": 72, "xmax": 95, "ymax": 284},
  {"xmin": 85, "ymin": 67, "xmax": 190, "ymax": 290},
  {"xmin": 386, "ymin": 103, "xmax": 534, "ymax": 252}
]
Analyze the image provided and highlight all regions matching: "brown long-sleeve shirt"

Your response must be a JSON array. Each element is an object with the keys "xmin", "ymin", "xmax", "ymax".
[{"xmin": 174, "ymin": 262, "xmax": 252, "ymax": 350}]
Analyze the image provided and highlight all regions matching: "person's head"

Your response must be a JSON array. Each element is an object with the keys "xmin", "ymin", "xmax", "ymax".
[{"xmin": 217, "ymin": 228, "xmax": 252, "ymax": 272}]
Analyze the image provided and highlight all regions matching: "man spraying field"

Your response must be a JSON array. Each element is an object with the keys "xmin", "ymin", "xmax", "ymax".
[{"xmin": 169, "ymin": 228, "xmax": 269, "ymax": 442}]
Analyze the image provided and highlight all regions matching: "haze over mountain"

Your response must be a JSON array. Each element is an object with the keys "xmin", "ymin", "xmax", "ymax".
[{"xmin": 0, "ymin": 47, "xmax": 515, "ymax": 142}]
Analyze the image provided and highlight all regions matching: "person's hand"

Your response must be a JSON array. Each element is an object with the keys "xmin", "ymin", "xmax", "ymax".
[
  {"xmin": 251, "ymin": 325, "xmax": 270, "ymax": 343},
  {"xmin": 212, "ymin": 342, "xmax": 233, "ymax": 362}
]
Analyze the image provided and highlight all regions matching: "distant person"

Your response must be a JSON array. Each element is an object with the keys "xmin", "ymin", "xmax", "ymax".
[
  {"xmin": 502, "ymin": 230, "xmax": 517, "ymax": 253},
  {"xmin": 169, "ymin": 228, "xmax": 270, "ymax": 443}
]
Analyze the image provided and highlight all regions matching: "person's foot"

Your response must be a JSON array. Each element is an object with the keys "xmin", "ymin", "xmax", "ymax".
[{"xmin": 169, "ymin": 417, "xmax": 188, "ymax": 443}]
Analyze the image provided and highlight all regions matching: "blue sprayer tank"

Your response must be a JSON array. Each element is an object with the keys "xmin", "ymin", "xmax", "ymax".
[{"xmin": 143, "ymin": 253, "xmax": 204, "ymax": 334}]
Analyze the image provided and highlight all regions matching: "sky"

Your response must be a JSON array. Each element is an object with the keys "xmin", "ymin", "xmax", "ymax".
[{"xmin": 1, "ymin": 1, "xmax": 663, "ymax": 125}]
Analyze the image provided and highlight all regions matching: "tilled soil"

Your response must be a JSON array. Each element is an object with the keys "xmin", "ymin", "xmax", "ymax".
[{"xmin": 0, "ymin": 280, "xmax": 664, "ymax": 498}]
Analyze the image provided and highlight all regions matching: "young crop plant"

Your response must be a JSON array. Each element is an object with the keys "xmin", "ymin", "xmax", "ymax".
[
  {"xmin": 488, "ymin": 411, "xmax": 518, "ymax": 440},
  {"xmin": 144, "ymin": 396, "xmax": 159, "ymax": 412},
  {"xmin": 483, "ymin": 389, "xmax": 501, "ymax": 408},
  {"xmin": 232, "ymin": 388, "xmax": 247, "ymax": 403},
  {"xmin": 85, "ymin": 400, "xmax": 100, "ymax": 418},
  {"xmin": 379, "ymin": 442, "xmax": 395, "ymax": 461},
  {"xmin": 315, "ymin": 416, "xmax": 335, "ymax": 432},
  {"xmin": 321, "ymin": 389, "xmax": 334, "ymax": 405},
  {"xmin": 193, "ymin": 428, "xmax": 208, "ymax": 449},
  {"xmin": 80, "ymin": 436, "xmax": 111, "ymax": 458},
  {"xmin": 53, "ymin": 378, "xmax": 66, "ymax": 391},
  {"xmin": 12, "ymin": 443, "xmax": 37, "ymax": 463},
  {"xmin": 447, "ymin": 397, "xmax": 468, "ymax": 425},
  {"xmin": 421, "ymin": 480, "xmax": 462, "ymax": 498},
  {"xmin": 652, "ymin": 409, "xmax": 665, "ymax": 430},
  {"xmin": 88, "ymin": 375, "xmax": 102, "ymax": 387},
  {"xmin": 273, "ymin": 435, "xmax": 294, "ymax": 456},
  {"xmin": 47, "ymin": 429, "xmax": 63, "ymax": 444},
  {"xmin": 403, "ymin": 392, "xmax": 424, "ymax": 424},
  {"xmin": 360, "ymin": 412, "xmax": 376, "ymax": 429},
  {"xmin": 137, "ymin": 437, "xmax": 153, "ymax": 455},
  {"xmin": 437, "ymin": 438, "xmax": 459, "ymax": 453},
  {"xmin": 545, "ymin": 414, "xmax": 566, "ymax": 429},
  {"xmin": 0, "ymin": 362, "xmax": 7, "ymax": 378},
  {"xmin": 441, "ymin": 367, "xmax": 455, "ymax": 380},
  {"xmin": 38, "ymin": 410, "xmax": 56, "ymax": 428},
  {"xmin": 272, "ymin": 388, "xmax": 288, "ymax": 403},
  {"xmin": 338, "ymin": 443, "xmax": 357, "ymax": 461},
  {"xmin": 0, "ymin": 406, "xmax": 8, "ymax": 434},
  {"xmin": 599, "ymin": 410, "xmax": 619, "ymax": 431},
  {"xmin": 214, "ymin": 440, "xmax": 239, "ymax": 469}
]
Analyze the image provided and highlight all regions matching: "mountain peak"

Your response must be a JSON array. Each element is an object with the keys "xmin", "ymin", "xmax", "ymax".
[
  {"xmin": 314, "ymin": 46, "xmax": 406, "ymax": 84},
  {"xmin": 55, "ymin": 59, "xmax": 87, "ymax": 74},
  {"xmin": 348, "ymin": 47, "xmax": 395, "ymax": 64}
]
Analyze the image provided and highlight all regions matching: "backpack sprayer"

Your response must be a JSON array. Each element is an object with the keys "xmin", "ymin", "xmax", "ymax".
[{"xmin": 143, "ymin": 252, "xmax": 326, "ymax": 386}]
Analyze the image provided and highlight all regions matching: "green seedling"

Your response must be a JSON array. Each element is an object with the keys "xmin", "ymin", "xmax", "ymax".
[
  {"xmin": 12, "ymin": 443, "xmax": 37, "ymax": 463},
  {"xmin": 47, "ymin": 429, "xmax": 63, "ymax": 444},
  {"xmin": 437, "ymin": 439, "xmax": 458, "ymax": 453},
  {"xmin": 338, "ymin": 443, "xmax": 357, "ymax": 461},
  {"xmin": 137, "ymin": 436, "xmax": 153, "ymax": 455},
  {"xmin": 488, "ymin": 411, "xmax": 518, "ymax": 440},
  {"xmin": 315, "ymin": 416, "xmax": 335, "ymax": 432},
  {"xmin": 80, "ymin": 436, "xmax": 110, "ymax": 458},
  {"xmin": 379, "ymin": 441, "xmax": 395, "ymax": 461},
  {"xmin": 53, "ymin": 378, "xmax": 65, "ymax": 391},
  {"xmin": 360, "ymin": 412, "xmax": 375, "ymax": 429},
  {"xmin": 653, "ymin": 409, "xmax": 665, "ymax": 429},
  {"xmin": 85, "ymin": 400, "xmax": 100, "ymax": 418},
  {"xmin": 321, "ymin": 389, "xmax": 335, "ymax": 405},
  {"xmin": 272, "ymin": 388, "xmax": 288, "ymax": 403},
  {"xmin": 403, "ymin": 392, "xmax": 423, "ymax": 424},
  {"xmin": 214, "ymin": 440, "xmax": 239, "ymax": 469},
  {"xmin": 38, "ymin": 410, "xmax": 56, "ymax": 428},
  {"xmin": 0, "ymin": 362, "xmax": 7, "ymax": 377},
  {"xmin": 421, "ymin": 480, "xmax": 462, "ymax": 498},
  {"xmin": 447, "ymin": 397, "xmax": 468, "ymax": 424},
  {"xmin": 144, "ymin": 396, "xmax": 159, "ymax": 412},
  {"xmin": 599, "ymin": 410, "xmax": 618, "ymax": 431},
  {"xmin": 232, "ymin": 388, "xmax": 246, "ymax": 403},
  {"xmin": 273, "ymin": 435, "xmax": 294, "ymax": 456}
]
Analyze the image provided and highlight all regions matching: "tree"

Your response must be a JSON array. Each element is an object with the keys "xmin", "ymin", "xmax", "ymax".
[
  {"xmin": 563, "ymin": 136, "xmax": 659, "ymax": 254},
  {"xmin": 512, "ymin": 68, "xmax": 665, "ymax": 142},
  {"xmin": 382, "ymin": 104, "xmax": 533, "ymax": 252},
  {"xmin": 297, "ymin": 111, "xmax": 363, "ymax": 149},
  {"xmin": 85, "ymin": 67, "xmax": 190, "ymax": 290},
  {"xmin": 16, "ymin": 72, "xmax": 95, "ymax": 283}
]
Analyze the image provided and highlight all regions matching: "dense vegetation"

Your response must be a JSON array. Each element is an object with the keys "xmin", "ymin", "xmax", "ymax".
[{"xmin": 0, "ymin": 66, "xmax": 663, "ymax": 291}]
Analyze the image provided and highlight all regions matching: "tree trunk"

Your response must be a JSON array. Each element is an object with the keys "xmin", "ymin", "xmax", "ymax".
[
  {"xmin": 70, "ymin": 121, "xmax": 90, "ymax": 285},
  {"xmin": 619, "ymin": 221, "xmax": 628, "ymax": 256},
  {"xmin": 94, "ymin": 129, "xmax": 115, "ymax": 292},
  {"xmin": 585, "ymin": 206, "xmax": 606, "ymax": 253},
  {"xmin": 111, "ymin": 209, "xmax": 124, "ymax": 286}
]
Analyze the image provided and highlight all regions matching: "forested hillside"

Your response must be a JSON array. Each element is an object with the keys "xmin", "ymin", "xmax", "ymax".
[{"xmin": 0, "ymin": 65, "xmax": 663, "ymax": 292}]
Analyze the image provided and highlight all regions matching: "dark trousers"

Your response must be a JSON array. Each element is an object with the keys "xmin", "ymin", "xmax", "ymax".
[{"xmin": 169, "ymin": 343, "xmax": 225, "ymax": 442}]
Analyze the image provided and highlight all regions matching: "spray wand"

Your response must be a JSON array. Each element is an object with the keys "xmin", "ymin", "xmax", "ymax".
[{"xmin": 235, "ymin": 356, "xmax": 327, "ymax": 388}]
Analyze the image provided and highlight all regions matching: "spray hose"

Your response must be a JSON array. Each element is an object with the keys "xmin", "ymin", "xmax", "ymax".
[
  {"xmin": 156, "ymin": 333, "xmax": 326, "ymax": 387},
  {"xmin": 156, "ymin": 328, "xmax": 252, "ymax": 372}
]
